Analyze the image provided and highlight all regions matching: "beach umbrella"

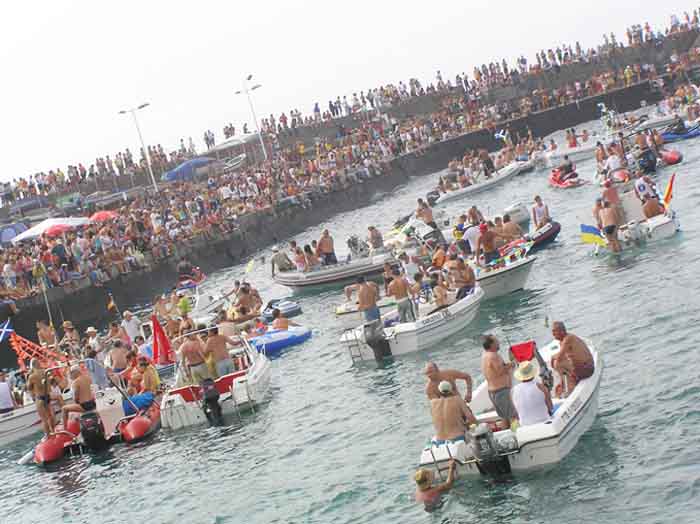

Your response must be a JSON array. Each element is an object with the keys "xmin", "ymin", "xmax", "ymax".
[
  {"xmin": 90, "ymin": 210, "xmax": 119, "ymax": 222},
  {"xmin": 44, "ymin": 224, "xmax": 74, "ymax": 237}
]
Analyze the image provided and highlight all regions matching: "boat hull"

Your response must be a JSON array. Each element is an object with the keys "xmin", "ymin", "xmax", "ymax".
[
  {"xmin": 273, "ymin": 254, "xmax": 395, "ymax": 288},
  {"xmin": 475, "ymin": 256, "xmax": 536, "ymax": 300}
]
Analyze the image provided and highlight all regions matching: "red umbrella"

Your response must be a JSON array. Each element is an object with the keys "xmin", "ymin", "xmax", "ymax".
[
  {"xmin": 44, "ymin": 224, "xmax": 74, "ymax": 237},
  {"xmin": 90, "ymin": 210, "xmax": 119, "ymax": 222}
]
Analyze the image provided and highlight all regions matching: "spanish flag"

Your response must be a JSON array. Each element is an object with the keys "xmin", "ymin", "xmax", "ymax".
[
  {"xmin": 663, "ymin": 173, "xmax": 676, "ymax": 208},
  {"xmin": 580, "ymin": 224, "xmax": 607, "ymax": 247}
]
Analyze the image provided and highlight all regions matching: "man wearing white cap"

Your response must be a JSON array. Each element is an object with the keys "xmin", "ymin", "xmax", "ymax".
[
  {"xmin": 270, "ymin": 246, "xmax": 294, "ymax": 276},
  {"xmin": 430, "ymin": 380, "xmax": 477, "ymax": 442},
  {"xmin": 512, "ymin": 360, "xmax": 553, "ymax": 426}
]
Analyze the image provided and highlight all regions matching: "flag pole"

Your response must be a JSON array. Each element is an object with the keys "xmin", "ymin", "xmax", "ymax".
[{"xmin": 40, "ymin": 279, "xmax": 54, "ymax": 329}]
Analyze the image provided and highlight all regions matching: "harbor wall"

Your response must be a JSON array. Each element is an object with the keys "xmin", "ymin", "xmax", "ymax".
[{"xmin": 0, "ymin": 79, "xmax": 661, "ymax": 366}]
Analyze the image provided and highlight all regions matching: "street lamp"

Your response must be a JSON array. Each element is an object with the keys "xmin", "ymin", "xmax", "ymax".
[
  {"xmin": 118, "ymin": 102, "xmax": 159, "ymax": 192},
  {"xmin": 235, "ymin": 74, "xmax": 268, "ymax": 162}
]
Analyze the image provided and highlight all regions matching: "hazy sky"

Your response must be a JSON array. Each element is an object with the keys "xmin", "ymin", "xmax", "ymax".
[{"xmin": 0, "ymin": 1, "xmax": 694, "ymax": 180}]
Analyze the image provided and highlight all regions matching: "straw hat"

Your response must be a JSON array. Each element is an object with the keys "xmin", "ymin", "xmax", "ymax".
[
  {"xmin": 62, "ymin": 320, "xmax": 74, "ymax": 329},
  {"xmin": 414, "ymin": 469, "xmax": 433, "ymax": 491},
  {"xmin": 514, "ymin": 360, "xmax": 538, "ymax": 382},
  {"xmin": 86, "ymin": 326, "xmax": 97, "ymax": 334}
]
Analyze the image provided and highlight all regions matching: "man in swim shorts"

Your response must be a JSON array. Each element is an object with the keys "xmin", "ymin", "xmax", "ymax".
[
  {"xmin": 551, "ymin": 321, "xmax": 594, "ymax": 397},
  {"xmin": 61, "ymin": 366, "xmax": 96, "ymax": 422},
  {"xmin": 481, "ymin": 335, "xmax": 517, "ymax": 428},
  {"xmin": 600, "ymin": 200, "xmax": 621, "ymax": 252},
  {"xmin": 356, "ymin": 276, "xmax": 380, "ymax": 322}
]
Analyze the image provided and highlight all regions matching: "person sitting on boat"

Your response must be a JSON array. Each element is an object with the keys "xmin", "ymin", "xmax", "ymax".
[
  {"xmin": 550, "ymin": 321, "xmax": 595, "ymax": 397},
  {"xmin": 0, "ymin": 369, "xmax": 17, "ymax": 414},
  {"xmin": 397, "ymin": 251, "xmax": 423, "ymax": 284},
  {"xmin": 176, "ymin": 256, "xmax": 195, "ymax": 281},
  {"xmin": 479, "ymin": 149, "xmax": 495, "ymax": 178},
  {"xmin": 387, "ymin": 268, "xmax": 415, "ymax": 323},
  {"xmin": 318, "ymin": 229, "xmax": 338, "ymax": 265},
  {"xmin": 431, "ymin": 244, "xmax": 447, "ymax": 270},
  {"xmin": 512, "ymin": 360, "xmax": 553, "ymax": 426},
  {"xmin": 270, "ymin": 246, "xmax": 294, "ymax": 277},
  {"xmin": 424, "ymin": 362, "xmax": 473, "ymax": 402},
  {"xmin": 501, "ymin": 214, "xmax": 523, "ymax": 240},
  {"xmin": 634, "ymin": 173, "xmax": 658, "ymax": 204},
  {"xmin": 457, "ymin": 171, "xmax": 472, "ymax": 188},
  {"xmin": 271, "ymin": 308, "xmax": 299, "ymax": 331},
  {"xmin": 137, "ymin": 357, "xmax": 161, "ymax": 394},
  {"xmin": 467, "ymin": 205, "xmax": 484, "ymax": 226},
  {"xmin": 643, "ymin": 197, "xmax": 665, "ymax": 219},
  {"xmin": 481, "ymin": 335, "xmax": 518, "ymax": 429},
  {"xmin": 414, "ymin": 460, "xmax": 457, "ymax": 511},
  {"xmin": 417, "ymin": 199, "xmax": 438, "ymax": 229},
  {"xmin": 557, "ymin": 155, "xmax": 577, "ymax": 182},
  {"xmin": 356, "ymin": 276, "xmax": 381, "ymax": 322},
  {"xmin": 59, "ymin": 320, "xmax": 81, "ymax": 358},
  {"xmin": 474, "ymin": 223, "xmax": 505, "ymax": 266},
  {"xmin": 431, "ymin": 380, "xmax": 477, "ymax": 442},
  {"xmin": 26, "ymin": 360, "xmax": 55, "ymax": 435},
  {"xmin": 367, "ymin": 226, "xmax": 384, "ymax": 251},
  {"xmin": 448, "ymin": 258, "xmax": 475, "ymax": 300},
  {"xmin": 303, "ymin": 245, "xmax": 321, "ymax": 270},
  {"xmin": 669, "ymin": 114, "xmax": 687, "ymax": 135},
  {"xmin": 180, "ymin": 330, "xmax": 211, "ymax": 385},
  {"xmin": 204, "ymin": 326, "xmax": 239, "ymax": 376},
  {"xmin": 293, "ymin": 247, "xmax": 308, "ymax": 272},
  {"xmin": 61, "ymin": 366, "xmax": 96, "ymax": 422},
  {"xmin": 531, "ymin": 196, "xmax": 551, "ymax": 230}
]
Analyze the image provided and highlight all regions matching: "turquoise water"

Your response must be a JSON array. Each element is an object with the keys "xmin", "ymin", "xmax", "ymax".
[{"xmin": 2, "ymin": 122, "xmax": 700, "ymax": 523}]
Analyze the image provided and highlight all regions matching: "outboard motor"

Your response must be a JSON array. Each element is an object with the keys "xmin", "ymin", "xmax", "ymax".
[
  {"xmin": 362, "ymin": 320, "xmax": 392, "ymax": 361},
  {"xmin": 79, "ymin": 412, "xmax": 107, "ymax": 450},
  {"xmin": 347, "ymin": 235, "xmax": 370, "ymax": 259},
  {"xmin": 470, "ymin": 423, "xmax": 511, "ymax": 477},
  {"xmin": 201, "ymin": 378, "xmax": 223, "ymax": 425},
  {"xmin": 426, "ymin": 190, "xmax": 440, "ymax": 207}
]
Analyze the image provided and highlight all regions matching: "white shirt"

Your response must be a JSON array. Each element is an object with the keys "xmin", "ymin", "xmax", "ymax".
[
  {"xmin": 0, "ymin": 382, "xmax": 14, "ymax": 410},
  {"xmin": 121, "ymin": 317, "xmax": 141, "ymax": 342},
  {"xmin": 604, "ymin": 154, "xmax": 622, "ymax": 172},
  {"xmin": 512, "ymin": 380, "xmax": 549, "ymax": 426},
  {"xmin": 463, "ymin": 225, "xmax": 481, "ymax": 252}
]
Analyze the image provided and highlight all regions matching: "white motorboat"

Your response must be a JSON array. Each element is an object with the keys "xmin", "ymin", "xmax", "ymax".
[
  {"xmin": 340, "ymin": 287, "xmax": 484, "ymax": 361},
  {"xmin": 546, "ymin": 141, "xmax": 599, "ymax": 165},
  {"xmin": 427, "ymin": 161, "xmax": 528, "ymax": 206},
  {"xmin": 273, "ymin": 251, "xmax": 396, "ymax": 289},
  {"xmin": 473, "ymin": 255, "xmax": 536, "ymax": 300},
  {"xmin": 418, "ymin": 338, "xmax": 602, "ymax": 478},
  {"xmin": 160, "ymin": 339, "xmax": 271, "ymax": 430}
]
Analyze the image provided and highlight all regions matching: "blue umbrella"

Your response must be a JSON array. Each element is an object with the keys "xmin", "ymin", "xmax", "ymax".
[{"xmin": 161, "ymin": 157, "xmax": 215, "ymax": 182}]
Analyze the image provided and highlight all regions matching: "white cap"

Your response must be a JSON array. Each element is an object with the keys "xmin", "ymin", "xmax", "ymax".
[{"xmin": 438, "ymin": 380, "xmax": 453, "ymax": 394}]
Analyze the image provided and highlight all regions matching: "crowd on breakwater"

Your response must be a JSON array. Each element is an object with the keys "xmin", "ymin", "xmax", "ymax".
[{"xmin": 2, "ymin": 13, "xmax": 697, "ymax": 207}]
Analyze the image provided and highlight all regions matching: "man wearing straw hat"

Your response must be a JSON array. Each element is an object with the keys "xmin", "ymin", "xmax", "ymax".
[{"xmin": 511, "ymin": 360, "xmax": 553, "ymax": 427}]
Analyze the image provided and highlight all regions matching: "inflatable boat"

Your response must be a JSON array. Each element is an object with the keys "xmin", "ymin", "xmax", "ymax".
[
  {"xmin": 549, "ymin": 169, "xmax": 586, "ymax": 188},
  {"xmin": 248, "ymin": 326, "xmax": 312, "ymax": 357},
  {"xmin": 659, "ymin": 149, "xmax": 683, "ymax": 166},
  {"xmin": 261, "ymin": 299, "xmax": 302, "ymax": 323},
  {"xmin": 661, "ymin": 126, "xmax": 700, "ymax": 143}
]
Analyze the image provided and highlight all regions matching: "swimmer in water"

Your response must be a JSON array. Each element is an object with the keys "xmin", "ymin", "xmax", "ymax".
[{"xmin": 414, "ymin": 460, "xmax": 457, "ymax": 511}]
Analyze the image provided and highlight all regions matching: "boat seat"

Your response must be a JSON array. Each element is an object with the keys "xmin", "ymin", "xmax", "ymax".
[
  {"xmin": 169, "ymin": 385, "xmax": 202, "ymax": 402},
  {"xmin": 214, "ymin": 370, "xmax": 247, "ymax": 395}
]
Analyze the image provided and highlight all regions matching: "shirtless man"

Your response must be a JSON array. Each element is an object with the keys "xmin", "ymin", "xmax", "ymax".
[
  {"xmin": 36, "ymin": 320, "xmax": 56, "ymax": 347},
  {"xmin": 448, "ymin": 258, "xmax": 475, "ymax": 300},
  {"xmin": 601, "ymin": 179, "xmax": 624, "ymax": 222},
  {"xmin": 427, "ymin": 273, "xmax": 449, "ymax": 312},
  {"xmin": 234, "ymin": 286, "xmax": 255, "ymax": 314},
  {"xmin": 356, "ymin": 276, "xmax": 380, "ymax": 322},
  {"xmin": 109, "ymin": 341, "xmax": 129, "ymax": 375},
  {"xmin": 501, "ymin": 214, "xmax": 523, "ymax": 240},
  {"xmin": 481, "ymin": 335, "xmax": 517, "ymax": 428},
  {"xmin": 61, "ymin": 366, "xmax": 96, "ymax": 422},
  {"xmin": 474, "ymin": 223, "xmax": 504, "ymax": 265},
  {"xmin": 531, "ymin": 195, "xmax": 550, "ymax": 229},
  {"xmin": 600, "ymin": 200, "xmax": 621, "ymax": 252},
  {"xmin": 216, "ymin": 310, "xmax": 239, "ymax": 338},
  {"xmin": 387, "ymin": 268, "xmax": 415, "ymax": 323},
  {"xmin": 367, "ymin": 226, "xmax": 384, "ymax": 250},
  {"xmin": 180, "ymin": 330, "xmax": 210, "ymax": 384},
  {"xmin": 416, "ymin": 199, "xmax": 437, "ymax": 229},
  {"xmin": 271, "ymin": 308, "xmax": 299, "ymax": 330},
  {"xmin": 204, "ymin": 326, "xmax": 238, "ymax": 377},
  {"xmin": 593, "ymin": 198, "xmax": 604, "ymax": 230},
  {"xmin": 26, "ymin": 359, "xmax": 54, "ymax": 435},
  {"xmin": 424, "ymin": 361, "xmax": 473, "ymax": 402},
  {"xmin": 643, "ymin": 197, "xmax": 664, "ymax": 218},
  {"xmin": 318, "ymin": 229, "xmax": 337, "ymax": 265},
  {"xmin": 431, "ymin": 380, "xmax": 477, "ymax": 440},
  {"xmin": 551, "ymin": 321, "xmax": 594, "ymax": 396}
]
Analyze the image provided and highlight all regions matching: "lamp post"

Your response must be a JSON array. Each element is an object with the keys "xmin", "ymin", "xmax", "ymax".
[
  {"xmin": 118, "ymin": 103, "xmax": 158, "ymax": 192},
  {"xmin": 235, "ymin": 74, "xmax": 268, "ymax": 162}
]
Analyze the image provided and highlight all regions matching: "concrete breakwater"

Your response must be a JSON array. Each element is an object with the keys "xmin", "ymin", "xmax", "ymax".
[{"xmin": 0, "ymin": 80, "xmax": 659, "ymax": 366}]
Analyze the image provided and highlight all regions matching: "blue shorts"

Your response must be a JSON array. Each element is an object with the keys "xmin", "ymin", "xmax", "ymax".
[{"xmin": 363, "ymin": 306, "xmax": 381, "ymax": 322}]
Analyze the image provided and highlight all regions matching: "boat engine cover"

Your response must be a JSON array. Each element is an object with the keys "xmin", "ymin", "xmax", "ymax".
[{"xmin": 80, "ymin": 412, "xmax": 107, "ymax": 450}]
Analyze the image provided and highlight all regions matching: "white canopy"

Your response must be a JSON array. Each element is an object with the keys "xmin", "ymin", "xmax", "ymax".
[{"xmin": 11, "ymin": 217, "xmax": 91, "ymax": 244}]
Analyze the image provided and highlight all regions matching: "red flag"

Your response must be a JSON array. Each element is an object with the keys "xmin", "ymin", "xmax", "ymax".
[{"xmin": 151, "ymin": 315, "xmax": 174, "ymax": 365}]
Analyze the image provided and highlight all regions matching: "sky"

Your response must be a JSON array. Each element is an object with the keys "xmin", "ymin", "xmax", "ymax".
[{"xmin": 0, "ymin": 0, "xmax": 695, "ymax": 181}]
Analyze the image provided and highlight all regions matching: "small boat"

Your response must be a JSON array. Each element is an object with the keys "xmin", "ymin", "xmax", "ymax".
[
  {"xmin": 546, "ymin": 141, "xmax": 599, "ymax": 165},
  {"xmin": 426, "ymin": 161, "xmax": 527, "ymax": 206},
  {"xmin": 499, "ymin": 222, "xmax": 561, "ymax": 256},
  {"xmin": 473, "ymin": 255, "xmax": 536, "ymax": 300},
  {"xmin": 160, "ymin": 340, "xmax": 271, "ymax": 431},
  {"xmin": 659, "ymin": 148, "xmax": 683, "ymax": 166},
  {"xmin": 261, "ymin": 299, "xmax": 302, "ymax": 323},
  {"xmin": 248, "ymin": 326, "xmax": 312, "ymax": 357},
  {"xmin": 273, "ymin": 251, "xmax": 396, "ymax": 289},
  {"xmin": 340, "ymin": 288, "xmax": 484, "ymax": 361},
  {"xmin": 615, "ymin": 190, "xmax": 679, "ymax": 248},
  {"xmin": 549, "ymin": 169, "xmax": 586, "ymax": 189},
  {"xmin": 661, "ymin": 125, "xmax": 700, "ymax": 143},
  {"xmin": 418, "ymin": 338, "xmax": 602, "ymax": 478},
  {"xmin": 33, "ymin": 388, "xmax": 161, "ymax": 465},
  {"xmin": 496, "ymin": 202, "xmax": 530, "ymax": 225}
]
